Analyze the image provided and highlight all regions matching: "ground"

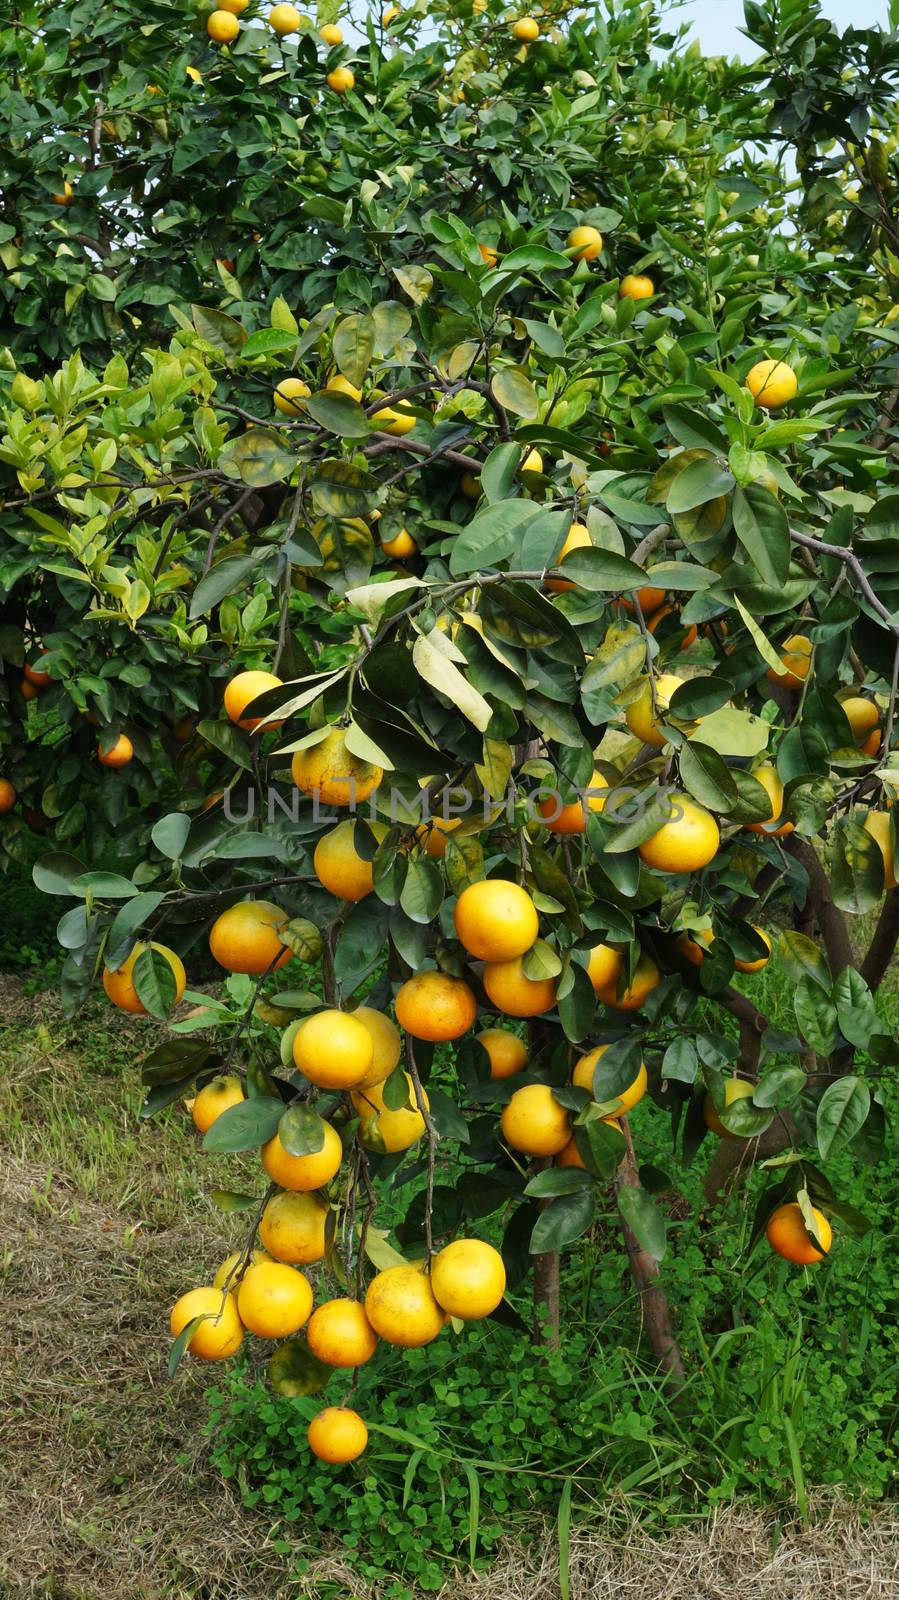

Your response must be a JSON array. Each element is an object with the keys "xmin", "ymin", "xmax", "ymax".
[{"xmin": 1, "ymin": 975, "xmax": 898, "ymax": 1600}]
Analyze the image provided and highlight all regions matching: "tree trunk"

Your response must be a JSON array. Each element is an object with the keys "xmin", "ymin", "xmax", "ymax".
[
  {"xmin": 532, "ymin": 1242, "xmax": 560, "ymax": 1348},
  {"xmin": 615, "ymin": 1118, "xmax": 685, "ymax": 1388}
]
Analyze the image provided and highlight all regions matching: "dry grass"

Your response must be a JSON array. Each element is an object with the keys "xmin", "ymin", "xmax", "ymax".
[{"xmin": 1, "ymin": 980, "xmax": 899, "ymax": 1600}]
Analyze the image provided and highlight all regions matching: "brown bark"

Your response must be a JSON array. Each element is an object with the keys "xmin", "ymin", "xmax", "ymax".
[
  {"xmin": 615, "ymin": 1118, "xmax": 685, "ymax": 1389},
  {"xmin": 703, "ymin": 1114, "xmax": 798, "ymax": 1204},
  {"xmin": 861, "ymin": 888, "xmax": 899, "ymax": 992},
  {"xmin": 532, "ymin": 1243, "xmax": 560, "ymax": 1348},
  {"xmin": 785, "ymin": 836, "xmax": 854, "ymax": 977}
]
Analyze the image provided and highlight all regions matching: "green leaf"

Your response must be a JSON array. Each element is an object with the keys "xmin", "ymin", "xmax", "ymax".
[
  {"xmin": 191, "ymin": 305, "xmax": 247, "ymax": 357},
  {"xmin": 151, "ymin": 813, "xmax": 190, "ymax": 860},
  {"xmin": 777, "ymin": 931, "xmax": 830, "ymax": 991},
  {"xmin": 529, "ymin": 1189, "xmax": 596, "ymax": 1252},
  {"xmin": 132, "ymin": 946, "xmax": 180, "ymax": 1018},
  {"xmin": 732, "ymin": 485, "xmax": 790, "ymax": 586},
  {"xmin": 190, "ymin": 553, "xmax": 266, "ymax": 619},
  {"xmin": 668, "ymin": 676, "xmax": 734, "ymax": 720},
  {"xmin": 666, "ymin": 459, "xmax": 734, "ymax": 514},
  {"xmin": 492, "ymin": 367, "xmax": 539, "ymax": 418},
  {"xmin": 753, "ymin": 1066, "xmax": 807, "ymax": 1109},
  {"xmin": 793, "ymin": 977, "xmax": 839, "ymax": 1056},
  {"xmin": 524, "ymin": 1168, "xmax": 595, "ymax": 1197},
  {"xmin": 551, "ymin": 547, "xmax": 647, "ymax": 591},
  {"xmin": 412, "ymin": 633, "xmax": 493, "ymax": 731},
  {"xmin": 242, "ymin": 328, "xmax": 298, "ymax": 359},
  {"xmin": 141, "ymin": 1037, "xmax": 218, "ymax": 1087},
  {"xmin": 168, "ymin": 1314, "xmax": 205, "ymax": 1377},
  {"xmin": 400, "ymin": 856, "xmax": 444, "ymax": 923},
  {"xmin": 617, "ymin": 1185, "xmax": 667, "ymax": 1261},
  {"xmin": 393, "ymin": 264, "xmax": 434, "ymax": 303},
  {"xmin": 209, "ymin": 1190, "xmax": 258, "ymax": 1212},
  {"xmin": 202, "ymin": 1096, "xmax": 284, "ymax": 1153},
  {"xmin": 32, "ymin": 851, "xmax": 87, "ymax": 896},
  {"xmin": 219, "ymin": 428, "xmax": 296, "ymax": 487},
  {"xmin": 332, "ymin": 312, "xmax": 376, "ymax": 387},
  {"xmin": 448, "ymin": 499, "xmax": 536, "ymax": 575},
  {"xmin": 278, "ymin": 1104, "xmax": 326, "ymax": 1156},
  {"xmin": 830, "ymin": 818, "xmax": 885, "ymax": 915},
  {"xmin": 306, "ymin": 392, "xmax": 371, "ymax": 437},
  {"xmin": 817, "ymin": 1076, "xmax": 871, "ymax": 1161}
]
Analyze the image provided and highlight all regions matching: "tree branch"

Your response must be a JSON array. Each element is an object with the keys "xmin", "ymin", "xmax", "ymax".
[
  {"xmin": 784, "ymin": 836, "xmax": 854, "ymax": 977},
  {"xmin": 860, "ymin": 888, "xmax": 899, "ymax": 992},
  {"xmin": 614, "ymin": 1117, "xmax": 685, "ymax": 1389}
]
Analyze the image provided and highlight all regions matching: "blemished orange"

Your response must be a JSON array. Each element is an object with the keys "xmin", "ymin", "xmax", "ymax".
[
  {"xmin": 293, "ymin": 1009, "xmax": 373, "ymax": 1090},
  {"xmin": 594, "ymin": 952, "xmax": 660, "ymax": 1011},
  {"xmin": 545, "ymin": 523, "xmax": 592, "ymax": 592},
  {"xmin": 746, "ymin": 358, "xmax": 798, "ymax": 410},
  {"xmin": 351, "ymin": 1073, "xmax": 428, "ymax": 1152},
  {"xmin": 840, "ymin": 696, "xmax": 879, "ymax": 745},
  {"xmin": 261, "ymin": 1123, "xmax": 343, "ymax": 1191},
  {"xmin": 0, "ymin": 779, "xmax": 15, "ymax": 813},
  {"xmin": 314, "ymin": 819, "xmax": 386, "ymax": 902},
  {"xmin": 767, "ymin": 633, "xmax": 812, "ymax": 688},
  {"xmin": 430, "ymin": 1240, "xmax": 506, "ymax": 1320},
  {"xmin": 638, "ymin": 793, "xmax": 720, "ymax": 873},
  {"xmin": 306, "ymin": 1298, "xmax": 378, "ymax": 1366},
  {"xmin": 308, "ymin": 1406, "xmax": 368, "ymax": 1462},
  {"xmin": 501, "ymin": 1083, "xmax": 571, "ymax": 1157},
  {"xmin": 103, "ymin": 941, "xmax": 186, "ymax": 1015},
  {"xmin": 766, "ymin": 1202, "xmax": 832, "ymax": 1264},
  {"xmin": 352, "ymin": 1005, "xmax": 402, "ymax": 1087},
  {"xmin": 327, "ymin": 65, "xmax": 355, "ymax": 91},
  {"xmin": 625, "ymin": 673, "xmax": 685, "ymax": 747},
  {"xmin": 291, "ymin": 726, "xmax": 382, "ymax": 806},
  {"xmin": 745, "ymin": 764, "xmax": 793, "ymax": 836},
  {"xmin": 170, "ymin": 1287, "xmax": 243, "ymax": 1361},
  {"xmin": 395, "ymin": 970, "xmax": 477, "ymax": 1040},
  {"xmin": 540, "ymin": 770, "xmax": 606, "ymax": 834},
  {"xmin": 453, "ymin": 879, "xmax": 539, "ymax": 963},
  {"xmin": 734, "ymin": 927, "xmax": 772, "ymax": 974},
  {"xmin": 572, "ymin": 1044, "xmax": 647, "ymax": 1114},
  {"xmin": 207, "ymin": 9, "xmax": 240, "ymax": 42},
  {"xmin": 864, "ymin": 810, "xmax": 898, "ymax": 888},
  {"xmin": 365, "ymin": 1265, "xmax": 445, "ymax": 1347},
  {"xmin": 98, "ymin": 733, "xmax": 133, "ymax": 768},
  {"xmin": 647, "ymin": 605, "xmax": 698, "ymax": 650},
  {"xmin": 259, "ymin": 1190, "xmax": 329, "ymax": 1264},
  {"xmin": 237, "ymin": 1261, "xmax": 313, "ymax": 1338},
  {"xmin": 567, "ymin": 225, "xmax": 603, "ymax": 261},
  {"xmin": 209, "ymin": 899, "xmax": 290, "ymax": 974},
  {"xmin": 483, "ymin": 957, "xmax": 557, "ymax": 1017},
  {"xmin": 476, "ymin": 1028, "xmax": 528, "ymax": 1080},
  {"xmin": 703, "ymin": 1076, "xmax": 755, "ymax": 1138},
  {"xmin": 586, "ymin": 943, "xmax": 623, "ymax": 993},
  {"xmin": 273, "ymin": 376, "xmax": 311, "ymax": 415},
  {"xmin": 212, "ymin": 1248, "xmax": 271, "ymax": 1289},
  {"xmin": 619, "ymin": 273, "xmax": 654, "ymax": 300},
  {"xmin": 191, "ymin": 1073, "xmax": 244, "ymax": 1133},
  {"xmin": 223, "ymin": 669, "xmax": 284, "ymax": 731}
]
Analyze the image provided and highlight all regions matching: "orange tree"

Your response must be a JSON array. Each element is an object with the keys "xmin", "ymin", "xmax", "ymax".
[{"xmin": 5, "ymin": 0, "xmax": 899, "ymax": 1455}]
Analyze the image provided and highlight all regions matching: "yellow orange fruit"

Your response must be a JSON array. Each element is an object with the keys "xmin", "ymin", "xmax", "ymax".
[
  {"xmin": 291, "ymin": 726, "xmax": 382, "ymax": 806},
  {"xmin": 416, "ymin": 815, "xmax": 461, "ymax": 858},
  {"xmin": 103, "ymin": 941, "xmax": 186, "ymax": 1015},
  {"xmin": 395, "ymin": 970, "xmax": 477, "ymax": 1041},
  {"xmin": 52, "ymin": 179, "xmax": 74, "ymax": 206},
  {"xmin": 306, "ymin": 1298, "xmax": 378, "ymax": 1366},
  {"xmin": 372, "ymin": 401, "xmax": 417, "ymax": 435},
  {"xmin": 454, "ymin": 879, "xmax": 539, "ymax": 963},
  {"xmin": 191, "ymin": 1073, "xmax": 244, "ymax": 1133},
  {"xmin": 521, "ymin": 447, "xmax": 543, "ymax": 474},
  {"xmin": 594, "ymin": 952, "xmax": 660, "ymax": 1011},
  {"xmin": 24, "ymin": 658, "xmax": 51, "ymax": 687},
  {"xmin": 261, "ymin": 1123, "xmax": 343, "ymax": 1191},
  {"xmin": 501, "ymin": 1082, "xmax": 571, "ymax": 1157},
  {"xmin": 320, "ymin": 23, "xmax": 343, "ymax": 44},
  {"xmin": 766, "ymin": 1202, "xmax": 832, "ymax": 1264},
  {"xmin": 558, "ymin": 1135, "xmax": 585, "ymax": 1168},
  {"xmin": 647, "ymin": 605, "xmax": 698, "ymax": 650},
  {"xmin": 237, "ymin": 1261, "xmax": 313, "ymax": 1337},
  {"xmin": 326, "ymin": 373, "xmax": 362, "ymax": 400},
  {"xmin": 0, "ymin": 779, "xmax": 16, "ymax": 814},
  {"xmin": 98, "ymin": 733, "xmax": 133, "ymax": 768},
  {"xmin": 351, "ymin": 1073, "xmax": 428, "ymax": 1152},
  {"xmin": 539, "ymin": 768, "xmax": 606, "ymax": 833},
  {"xmin": 293, "ymin": 1009, "xmax": 373, "ymax": 1090},
  {"xmin": 620, "ymin": 274, "xmax": 654, "ymax": 300},
  {"xmin": 212, "ymin": 1248, "xmax": 271, "ymax": 1289},
  {"xmin": 572, "ymin": 1044, "xmax": 647, "ymax": 1114},
  {"xmin": 864, "ymin": 810, "xmax": 898, "ymax": 889},
  {"xmin": 476, "ymin": 1028, "xmax": 528, "ymax": 1080},
  {"xmin": 259, "ymin": 1190, "xmax": 330, "ymax": 1264},
  {"xmin": 840, "ymin": 696, "xmax": 880, "ymax": 745},
  {"xmin": 365, "ymin": 1264, "xmax": 445, "ymax": 1347},
  {"xmin": 567, "ymin": 225, "xmax": 603, "ymax": 261},
  {"xmin": 170, "ymin": 1287, "xmax": 243, "ymax": 1361},
  {"xmin": 745, "ymin": 765, "xmax": 793, "ymax": 837},
  {"xmin": 512, "ymin": 16, "xmax": 539, "ymax": 40},
  {"xmin": 586, "ymin": 943, "xmax": 623, "ymax": 993},
  {"xmin": 734, "ymin": 927, "xmax": 772, "ymax": 974},
  {"xmin": 638, "ymin": 793, "xmax": 720, "ymax": 874},
  {"xmin": 274, "ymin": 376, "xmax": 311, "ymax": 415},
  {"xmin": 314, "ymin": 818, "xmax": 386, "ymax": 902},
  {"xmin": 767, "ymin": 633, "xmax": 812, "ymax": 688},
  {"xmin": 209, "ymin": 899, "xmax": 290, "ymax": 974},
  {"xmin": 483, "ymin": 956, "xmax": 557, "ymax": 1017},
  {"xmin": 703, "ymin": 1076, "xmax": 755, "ymax": 1138},
  {"xmin": 381, "ymin": 528, "xmax": 416, "ymax": 558},
  {"xmin": 478, "ymin": 242, "xmax": 499, "ymax": 266},
  {"xmin": 207, "ymin": 9, "xmax": 240, "ymax": 41},
  {"xmin": 223, "ymin": 669, "xmax": 284, "ymax": 731},
  {"xmin": 269, "ymin": 3, "xmax": 302, "ymax": 34},
  {"xmin": 746, "ymin": 358, "xmax": 798, "ymax": 410},
  {"xmin": 621, "ymin": 586, "xmax": 666, "ymax": 614},
  {"xmin": 625, "ymin": 673, "xmax": 685, "ymax": 747},
  {"xmin": 545, "ymin": 522, "xmax": 592, "ymax": 593},
  {"xmin": 430, "ymin": 1239, "xmax": 506, "ymax": 1320},
  {"xmin": 308, "ymin": 1406, "xmax": 368, "ymax": 1462},
  {"xmin": 327, "ymin": 65, "xmax": 355, "ymax": 91},
  {"xmin": 352, "ymin": 1005, "xmax": 402, "ymax": 1087}
]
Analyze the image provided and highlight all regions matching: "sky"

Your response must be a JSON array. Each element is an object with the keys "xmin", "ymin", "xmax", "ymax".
[{"xmin": 674, "ymin": 0, "xmax": 888, "ymax": 56}]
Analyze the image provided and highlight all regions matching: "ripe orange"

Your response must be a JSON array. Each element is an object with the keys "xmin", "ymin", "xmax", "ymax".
[
  {"xmin": 646, "ymin": 605, "xmax": 698, "ymax": 650},
  {"xmin": 365, "ymin": 1265, "xmax": 445, "ymax": 1347},
  {"xmin": 572, "ymin": 1044, "xmax": 647, "ymax": 1114},
  {"xmin": 320, "ymin": 22, "xmax": 343, "ymax": 44},
  {"xmin": 98, "ymin": 733, "xmax": 133, "ymax": 768},
  {"xmin": 745, "ymin": 765, "xmax": 793, "ymax": 836},
  {"xmin": 273, "ymin": 377, "xmax": 311, "ymax": 415},
  {"xmin": 594, "ymin": 952, "xmax": 660, "ymax": 1011},
  {"xmin": 586, "ymin": 943, "xmax": 623, "ymax": 993},
  {"xmin": 476, "ymin": 1028, "xmax": 528, "ymax": 1080},
  {"xmin": 213, "ymin": 1248, "xmax": 271, "ymax": 1289},
  {"xmin": 625, "ymin": 673, "xmax": 685, "ymax": 747},
  {"xmin": 170, "ymin": 1287, "xmax": 243, "ymax": 1361},
  {"xmin": 746, "ymin": 358, "xmax": 798, "ymax": 410},
  {"xmin": 269, "ymin": 3, "xmax": 301, "ymax": 33},
  {"xmin": 0, "ymin": 779, "xmax": 16, "ymax": 814},
  {"xmin": 20, "ymin": 678, "xmax": 39, "ymax": 702},
  {"xmin": 766, "ymin": 1202, "xmax": 832, "ymax": 1264},
  {"xmin": 314, "ymin": 819, "xmax": 385, "ymax": 901},
  {"xmin": 478, "ymin": 242, "xmax": 499, "ymax": 266},
  {"xmin": 864, "ymin": 810, "xmax": 898, "ymax": 888},
  {"xmin": 24, "ymin": 658, "xmax": 51, "ymax": 687},
  {"xmin": 293, "ymin": 1009, "xmax": 373, "ymax": 1089},
  {"xmin": 261, "ymin": 1123, "xmax": 343, "ymax": 1191},
  {"xmin": 621, "ymin": 586, "xmax": 666, "ymax": 614},
  {"xmin": 501, "ymin": 1082, "xmax": 571, "ymax": 1157},
  {"xmin": 395, "ymin": 970, "xmax": 477, "ymax": 1041},
  {"xmin": 52, "ymin": 179, "xmax": 74, "ymax": 206},
  {"xmin": 567, "ymin": 225, "xmax": 603, "ymax": 261},
  {"xmin": 103, "ymin": 941, "xmax": 186, "ymax": 1015},
  {"xmin": 209, "ymin": 899, "xmax": 290, "ymax": 974},
  {"xmin": 237, "ymin": 1261, "xmax": 313, "ymax": 1337},
  {"xmin": 512, "ymin": 16, "xmax": 539, "ymax": 40},
  {"xmin": 207, "ymin": 9, "xmax": 240, "ymax": 42},
  {"xmin": 372, "ymin": 401, "xmax": 418, "ymax": 435},
  {"xmin": 351, "ymin": 1073, "xmax": 428, "ymax": 1152},
  {"xmin": 308, "ymin": 1406, "xmax": 368, "ymax": 1462},
  {"xmin": 430, "ymin": 1239, "xmax": 506, "ymax": 1319},
  {"xmin": 734, "ymin": 927, "xmax": 772, "ymax": 974},
  {"xmin": 454, "ymin": 879, "xmax": 539, "ymax": 963},
  {"xmin": 291, "ymin": 727, "xmax": 382, "ymax": 807},
  {"xmin": 841, "ymin": 696, "xmax": 880, "ymax": 745},
  {"xmin": 703, "ymin": 1076, "xmax": 755, "ymax": 1137},
  {"xmin": 539, "ymin": 769, "xmax": 606, "ymax": 833},
  {"xmin": 223, "ymin": 669, "xmax": 283, "ymax": 731},
  {"xmin": 676, "ymin": 926, "xmax": 714, "ymax": 966},
  {"xmin": 259, "ymin": 1190, "xmax": 330, "ymax": 1263},
  {"xmin": 558, "ymin": 1135, "xmax": 585, "ymax": 1169},
  {"xmin": 638, "ymin": 794, "xmax": 720, "ymax": 873},
  {"xmin": 352, "ymin": 1006, "xmax": 402, "ymax": 1087},
  {"xmin": 191, "ymin": 1073, "xmax": 244, "ymax": 1133},
  {"xmin": 306, "ymin": 1298, "xmax": 378, "ymax": 1366},
  {"xmin": 483, "ymin": 956, "xmax": 557, "ymax": 1017},
  {"xmin": 767, "ymin": 633, "xmax": 812, "ymax": 688},
  {"xmin": 619, "ymin": 274, "xmax": 654, "ymax": 300},
  {"xmin": 382, "ymin": 528, "xmax": 417, "ymax": 558},
  {"xmin": 545, "ymin": 522, "xmax": 592, "ymax": 592},
  {"xmin": 416, "ymin": 815, "xmax": 461, "ymax": 858},
  {"xmin": 327, "ymin": 65, "xmax": 355, "ymax": 91}
]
